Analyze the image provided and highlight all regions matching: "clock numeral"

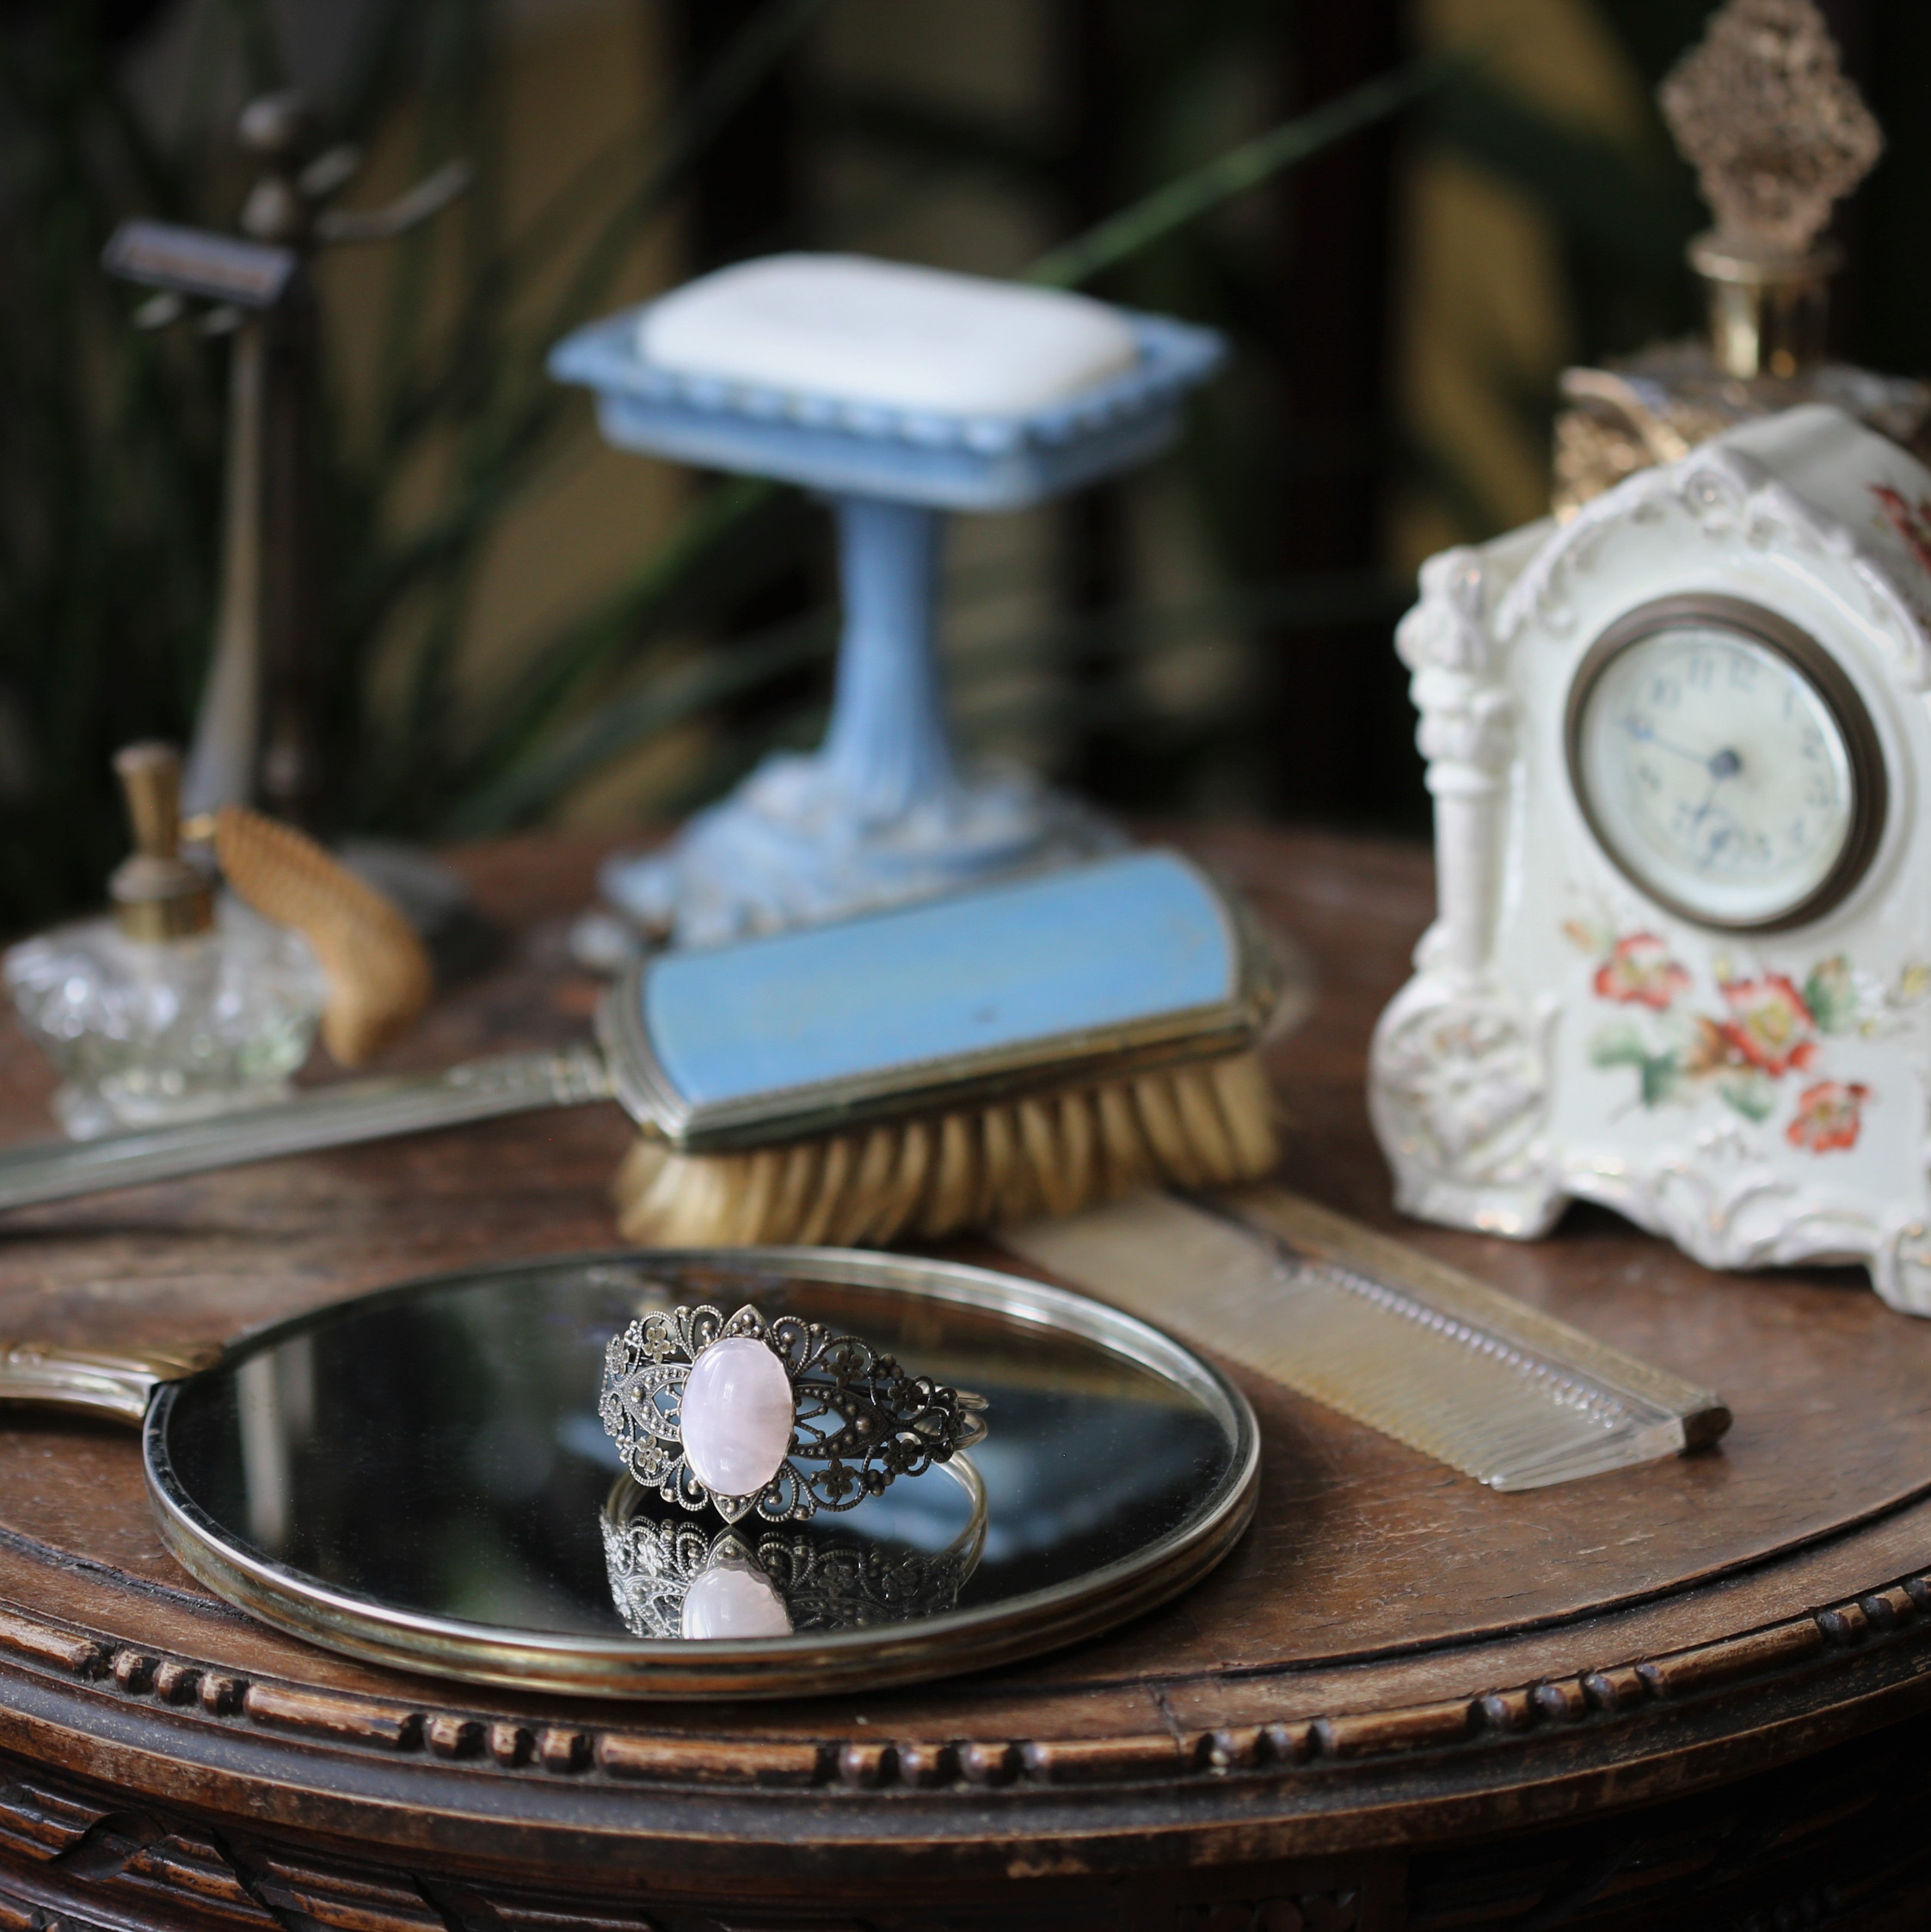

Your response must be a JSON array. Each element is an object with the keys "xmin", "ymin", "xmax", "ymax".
[{"xmin": 1648, "ymin": 677, "xmax": 1682, "ymax": 709}]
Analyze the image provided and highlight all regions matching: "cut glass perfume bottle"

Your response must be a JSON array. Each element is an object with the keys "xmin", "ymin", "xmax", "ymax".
[
  {"xmin": 1553, "ymin": 0, "xmax": 1930, "ymax": 517},
  {"xmin": 4, "ymin": 744, "xmax": 324, "ymax": 1139}
]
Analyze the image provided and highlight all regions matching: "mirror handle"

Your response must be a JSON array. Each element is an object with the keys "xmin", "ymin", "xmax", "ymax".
[{"xmin": 0, "ymin": 1341, "xmax": 222, "ymax": 1426}]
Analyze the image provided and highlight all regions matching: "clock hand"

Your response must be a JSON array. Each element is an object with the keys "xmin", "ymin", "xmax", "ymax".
[
  {"xmin": 1688, "ymin": 773, "xmax": 1721, "ymax": 838},
  {"xmin": 1623, "ymin": 717, "xmax": 1745, "ymax": 781},
  {"xmin": 1686, "ymin": 751, "xmax": 1748, "ymax": 866},
  {"xmin": 1623, "ymin": 717, "xmax": 1717, "ymax": 765}
]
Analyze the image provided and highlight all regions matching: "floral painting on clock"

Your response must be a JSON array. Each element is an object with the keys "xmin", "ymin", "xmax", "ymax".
[{"xmin": 1563, "ymin": 921, "xmax": 1931, "ymax": 1154}]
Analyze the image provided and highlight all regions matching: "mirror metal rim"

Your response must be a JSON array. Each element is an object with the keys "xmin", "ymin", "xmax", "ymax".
[{"xmin": 144, "ymin": 1243, "xmax": 1261, "ymax": 1700}]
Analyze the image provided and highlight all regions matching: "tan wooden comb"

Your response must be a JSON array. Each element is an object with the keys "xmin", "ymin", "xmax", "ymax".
[{"xmin": 207, "ymin": 806, "xmax": 432, "ymax": 1066}]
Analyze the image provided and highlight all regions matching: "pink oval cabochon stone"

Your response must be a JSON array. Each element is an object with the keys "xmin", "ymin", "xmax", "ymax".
[
  {"xmin": 680, "ymin": 1335, "xmax": 794, "ymax": 1497},
  {"xmin": 681, "ymin": 1557, "xmax": 794, "ymax": 1641}
]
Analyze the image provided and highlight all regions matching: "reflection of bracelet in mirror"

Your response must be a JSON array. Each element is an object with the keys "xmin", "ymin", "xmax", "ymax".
[
  {"xmin": 599, "ymin": 1301, "xmax": 988, "ymax": 1525},
  {"xmin": 600, "ymin": 1456, "xmax": 987, "ymax": 1642}
]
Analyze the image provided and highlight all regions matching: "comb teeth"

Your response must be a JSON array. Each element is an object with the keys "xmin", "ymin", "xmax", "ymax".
[
  {"xmin": 212, "ymin": 805, "xmax": 432, "ymax": 1067},
  {"xmin": 1002, "ymin": 1191, "xmax": 1727, "ymax": 1492},
  {"xmin": 1222, "ymin": 1259, "xmax": 1639, "ymax": 1488}
]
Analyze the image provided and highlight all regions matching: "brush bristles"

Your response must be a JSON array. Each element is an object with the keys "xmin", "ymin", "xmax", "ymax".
[{"xmin": 612, "ymin": 1050, "xmax": 1277, "ymax": 1247}]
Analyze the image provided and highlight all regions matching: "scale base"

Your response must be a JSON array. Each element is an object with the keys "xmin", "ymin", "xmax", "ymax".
[{"xmin": 598, "ymin": 750, "xmax": 1123, "ymax": 949}]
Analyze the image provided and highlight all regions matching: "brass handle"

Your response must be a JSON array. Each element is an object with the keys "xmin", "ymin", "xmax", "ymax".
[
  {"xmin": 0, "ymin": 1046, "xmax": 613, "ymax": 1213},
  {"xmin": 0, "ymin": 1341, "xmax": 222, "ymax": 1427}
]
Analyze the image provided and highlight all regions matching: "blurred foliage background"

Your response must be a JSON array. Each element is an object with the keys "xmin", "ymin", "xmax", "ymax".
[{"xmin": 0, "ymin": 0, "xmax": 1924, "ymax": 933}]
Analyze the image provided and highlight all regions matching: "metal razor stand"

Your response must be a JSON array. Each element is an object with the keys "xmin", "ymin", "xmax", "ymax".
[{"xmin": 104, "ymin": 91, "xmax": 469, "ymax": 827}]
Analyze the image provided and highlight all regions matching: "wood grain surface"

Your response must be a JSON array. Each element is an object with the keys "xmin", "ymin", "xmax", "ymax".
[{"xmin": 2, "ymin": 828, "xmax": 1929, "ymax": 1931}]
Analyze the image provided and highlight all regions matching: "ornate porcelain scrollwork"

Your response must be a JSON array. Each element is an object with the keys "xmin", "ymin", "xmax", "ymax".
[
  {"xmin": 1374, "ymin": 406, "xmax": 1931, "ymax": 1313},
  {"xmin": 1372, "ymin": 548, "xmax": 1560, "ymax": 1236}
]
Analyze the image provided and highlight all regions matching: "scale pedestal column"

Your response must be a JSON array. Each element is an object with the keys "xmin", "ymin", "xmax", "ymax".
[{"xmin": 601, "ymin": 493, "xmax": 1115, "ymax": 947}]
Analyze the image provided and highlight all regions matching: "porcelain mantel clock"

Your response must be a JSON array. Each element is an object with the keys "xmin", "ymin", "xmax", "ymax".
[{"xmin": 1371, "ymin": 404, "xmax": 1931, "ymax": 1314}]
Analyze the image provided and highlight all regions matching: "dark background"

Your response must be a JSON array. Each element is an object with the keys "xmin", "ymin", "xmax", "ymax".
[{"xmin": 1, "ymin": 0, "xmax": 1925, "ymax": 931}]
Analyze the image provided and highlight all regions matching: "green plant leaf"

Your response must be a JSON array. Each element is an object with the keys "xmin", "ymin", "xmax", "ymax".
[
  {"xmin": 1026, "ymin": 53, "xmax": 1465, "ymax": 291},
  {"xmin": 446, "ymin": 609, "xmax": 837, "ymax": 837}
]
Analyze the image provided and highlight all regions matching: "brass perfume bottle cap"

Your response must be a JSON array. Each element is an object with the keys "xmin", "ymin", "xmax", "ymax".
[
  {"xmin": 110, "ymin": 743, "xmax": 216, "ymax": 941},
  {"xmin": 1659, "ymin": 0, "xmax": 1881, "ymax": 380},
  {"xmin": 1550, "ymin": 0, "xmax": 1925, "ymax": 520}
]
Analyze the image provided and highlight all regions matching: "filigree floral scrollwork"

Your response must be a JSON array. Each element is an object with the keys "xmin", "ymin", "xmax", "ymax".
[
  {"xmin": 599, "ymin": 1302, "xmax": 989, "ymax": 1525},
  {"xmin": 599, "ymin": 1482, "xmax": 985, "ymax": 1642},
  {"xmin": 757, "ymin": 1535, "xmax": 977, "ymax": 1630},
  {"xmin": 600, "ymin": 1511, "xmax": 722, "ymax": 1638}
]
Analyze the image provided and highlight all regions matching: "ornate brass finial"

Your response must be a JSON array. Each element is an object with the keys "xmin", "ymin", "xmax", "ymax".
[
  {"xmin": 1659, "ymin": 0, "xmax": 1881, "ymax": 378},
  {"xmin": 1661, "ymin": 0, "xmax": 1881, "ymax": 254}
]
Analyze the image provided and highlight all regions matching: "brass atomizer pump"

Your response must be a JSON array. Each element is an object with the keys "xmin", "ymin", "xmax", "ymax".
[{"xmin": 109, "ymin": 743, "xmax": 214, "ymax": 942}]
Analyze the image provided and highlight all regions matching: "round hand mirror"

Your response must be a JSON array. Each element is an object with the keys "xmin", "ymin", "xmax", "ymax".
[{"xmin": 3, "ymin": 1248, "xmax": 1258, "ymax": 1699}]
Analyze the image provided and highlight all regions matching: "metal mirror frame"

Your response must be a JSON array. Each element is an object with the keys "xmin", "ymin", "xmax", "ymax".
[
  {"xmin": 1563, "ymin": 592, "xmax": 1890, "ymax": 936},
  {"xmin": 143, "ymin": 1244, "xmax": 1261, "ymax": 1700}
]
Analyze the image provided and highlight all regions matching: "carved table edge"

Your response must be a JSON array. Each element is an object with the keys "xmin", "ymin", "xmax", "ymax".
[{"xmin": 2, "ymin": 1571, "xmax": 1929, "ymax": 1798}]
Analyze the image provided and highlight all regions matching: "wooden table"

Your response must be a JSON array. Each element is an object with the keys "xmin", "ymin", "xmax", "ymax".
[{"xmin": 3, "ymin": 829, "xmax": 1931, "ymax": 1932}]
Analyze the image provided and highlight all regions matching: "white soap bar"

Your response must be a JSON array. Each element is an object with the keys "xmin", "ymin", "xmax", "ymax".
[{"xmin": 637, "ymin": 253, "xmax": 1140, "ymax": 416}]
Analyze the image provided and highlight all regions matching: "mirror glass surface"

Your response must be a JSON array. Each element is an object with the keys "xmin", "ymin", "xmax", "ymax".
[{"xmin": 160, "ymin": 1254, "xmax": 1238, "ymax": 1645}]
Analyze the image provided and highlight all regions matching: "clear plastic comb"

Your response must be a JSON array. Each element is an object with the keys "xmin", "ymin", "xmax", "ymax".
[{"xmin": 1003, "ymin": 1187, "xmax": 1730, "ymax": 1491}]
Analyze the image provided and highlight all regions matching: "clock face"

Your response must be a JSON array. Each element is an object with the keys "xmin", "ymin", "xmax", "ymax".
[{"xmin": 1566, "ymin": 596, "xmax": 1886, "ymax": 933}]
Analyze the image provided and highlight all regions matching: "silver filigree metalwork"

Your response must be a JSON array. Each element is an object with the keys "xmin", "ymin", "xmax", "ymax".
[
  {"xmin": 598, "ymin": 1302, "xmax": 989, "ymax": 1524},
  {"xmin": 599, "ymin": 1463, "xmax": 987, "ymax": 1640}
]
